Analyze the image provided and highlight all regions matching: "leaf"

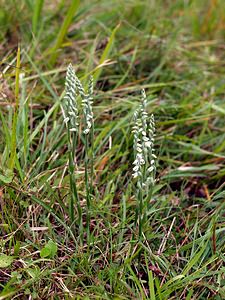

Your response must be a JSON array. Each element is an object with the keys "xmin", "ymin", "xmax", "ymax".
[
  {"xmin": 32, "ymin": 0, "xmax": 44, "ymax": 35},
  {"xmin": 211, "ymin": 103, "xmax": 225, "ymax": 115},
  {"xmin": 9, "ymin": 47, "xmax": 20, "ymax": 171},
  {"xmin": 13, "ymin": 241, "xmax": 20, "ymax": 257},
  {"xmin": 40, "ymin": 240, "xmax": 58, "ymax": 258},
  {"xmin": 26, "ymin": 266, "xmax": 40, "ymax": 279},
  {"xmin": 47, "ymin": 240, "xmax": 58, "ymax": 257},
  {"xmin": 149, "ymin": 270, "xmax": 156, "ymax": 300},
  {"xmin": 0, "ymin": 168, "xmax": 13, "ymax": 184},
  {"xmin": 49, "ymin": 0, "xmax": 80, "ymax": 64},
  {"xmin": 40, "ymin": 247, "xmax": 51, "ymax": 258},
  {"xmin": 0, "ymin": 254, "xmax": 14, "ymax": 268},
  {"xmin": 182, "ymin": 242, "xmax": 207, "ymax": 276},
  {"xmin": 0, "ymin": 174, "xmax": 12, "ymax": 184},
  {"xmin": 93, "ymin": 23, "xmax": 120, "ymax": 82}
]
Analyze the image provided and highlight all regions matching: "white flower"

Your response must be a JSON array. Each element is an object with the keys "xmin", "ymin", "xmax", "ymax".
[
  {"xmin": 83, "ymin": 129, "xmax": 90, "ymax": 135},
  {"xmin": 145, "ymin": 141, "xmax": 151, "ymax": 148},
  {"xmin": 70, "ymin": 128, "xmax": 77, "ymax": 132},
  {"xmin": 82, "ymin": 76, "xmax": 94, "ymax": 135},
  {"xmin": 133, "ymin": 172, "xmax": 139, "ymax": 178},
  {"xmin": 63, "ymin": 64, "xmax": 79, "ymax": 132},
  {"xmin": 133, "ymin": 165, "xmax": 139, "ymax": 172},
  {"xmin": 64, "ymin": 117, "xmax": 69, "ymax": 123},
  {"xmin": 147, "ymin": 166, "xmax": 154, "ymax": 173},
  {"xmin": 132, "ymin": 89, "xmax": 156, "ymax": 187}
]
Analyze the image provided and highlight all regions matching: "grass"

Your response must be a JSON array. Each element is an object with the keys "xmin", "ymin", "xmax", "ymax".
[{"xmin": 0, "ymin": 0, "xmax": 225, "ymax": 299}]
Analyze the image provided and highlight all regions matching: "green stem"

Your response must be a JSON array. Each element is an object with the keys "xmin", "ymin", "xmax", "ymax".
[
  {"xmin": 85, "ymin": 134, "xmax": 90, "ymax": 243},
  {"xmin": 138, "ymin": 178, "xmax": 143, "ymax": 240},
  {"xmin": 67, "ymin": 127, "xmax": 82, "ymax": 231},
  {"xmin": 90, "ymin": 123, "xmax": 94, "ymax": 195}
]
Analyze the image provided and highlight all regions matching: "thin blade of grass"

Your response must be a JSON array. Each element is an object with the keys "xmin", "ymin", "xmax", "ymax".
[
  {"xmin": 148, "ymin": 265, "xmax": 156, "ymax": 300},
  {"xmin": 182, "ymin": 242, "xmax": 208, "ymax": 276},
  {"xmin": 32, "ymin": 0, "xmax": 44, "ymax": 36},
  {"xmin": 29, "ymin": 193, "xmax": 77, "ymax": 245},
  {"xmin": 9, "ymin": 47, "xmax": 20, "ymax": 171},
  {"xmin": 93, "ymin": 23, "xmax": 120, "ymax": 83},
  {"xmin": 49, "ymin": 0, "xmax": 80, "ymax": 65}
]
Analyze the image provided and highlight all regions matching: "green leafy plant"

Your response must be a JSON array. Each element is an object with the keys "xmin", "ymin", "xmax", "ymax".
[
  {"xmin": 40, "ymin": 240, "xmax": 58, "ymax": 258},
  {"xmin": 0, "ymin": 254, "xmax": 14, "ymax": 268}
]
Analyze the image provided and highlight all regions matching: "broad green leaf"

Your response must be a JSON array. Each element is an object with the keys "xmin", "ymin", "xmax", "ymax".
[
  {"xmin": 40, "ymin": 246, "xmax": 51, "ymax": 258},
  {"xmin": 0, "ymin": 168, "xmax": 13, "ymax": 184},
  {"xmin": 47, "ymin": 240, "xmax": 58, "ymax": 257},
  {"xmin": 0, "ymin": 254, "xmax": 14, "ymax": 268},
  {"xmin": 40, "ymin": 240, "xmax": 58, "ymax": 258},
  {"xmin": 0, "ymin": 174, "xmax": 12, "ymax": 184}
]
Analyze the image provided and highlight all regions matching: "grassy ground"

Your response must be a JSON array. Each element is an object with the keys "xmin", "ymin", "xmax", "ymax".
[{"xmin": 0, "ymin": 0, "xmax": 225, "ymax": 299}]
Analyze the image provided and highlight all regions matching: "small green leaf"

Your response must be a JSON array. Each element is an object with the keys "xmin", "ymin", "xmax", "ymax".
[
  {"xmin": 26, "ymin": 266, "xmax": 40, "ymax": 279},
  {"xmin": 0, "ymin": 169, "xmax": 13, "ymax": 184},
  {"xmin": 47, "ymin": 240, "xmax": 58, "ymax": 257},
  {"xmin": 40, "ymin": 240, "xmax": 58, "ymax": 258},
  {"xmin": 40, "ymin": 247, "xmax": 51, "ymax": 258},
  {"xmin": 0, "ymin": 254, "xmax": 14, "ymax": 268},
  {"xmin": 25, "ymin": 288, "xmax": 31, "ymax": 295},
  {"xmin": 13, "ymin": 241, "xmax": 20, "ymax": 256}
]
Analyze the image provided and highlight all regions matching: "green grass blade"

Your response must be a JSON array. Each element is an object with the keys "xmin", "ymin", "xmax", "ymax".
[
  {"xmin": 29, "ymin": 194, "xmax": 77, "ymax": 245},
  {"xmin": 50, "ymin": 0, "xmax": 80, "ymax": 65},
  {"xmin": 182, "ymin": 242, "xmax": 208, "ymax": 276},
  {"xmin": 127, "ymin": 264, "xmax": 146, "ymax": 299},
  {"xmin": 0, "ymin": 110, "xmax": 11, "ymax": 162},
  {"xmin": 148, "ymin": 270, "xmax": 156, "ymax": 300},
  {"xmin": 9, "ymin": 47, "xmax": 20, "ymax": 171},
  {"xmin": 32, "ymin": 0, "xmax": 44, "ymax": 36},
  {"xmin": 93, "ymin": 23, "xmax": 120, "ymax": 83},
  {"xmin": 155, "ymin": 277, "xmax": 163, "ymax": 300}
]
